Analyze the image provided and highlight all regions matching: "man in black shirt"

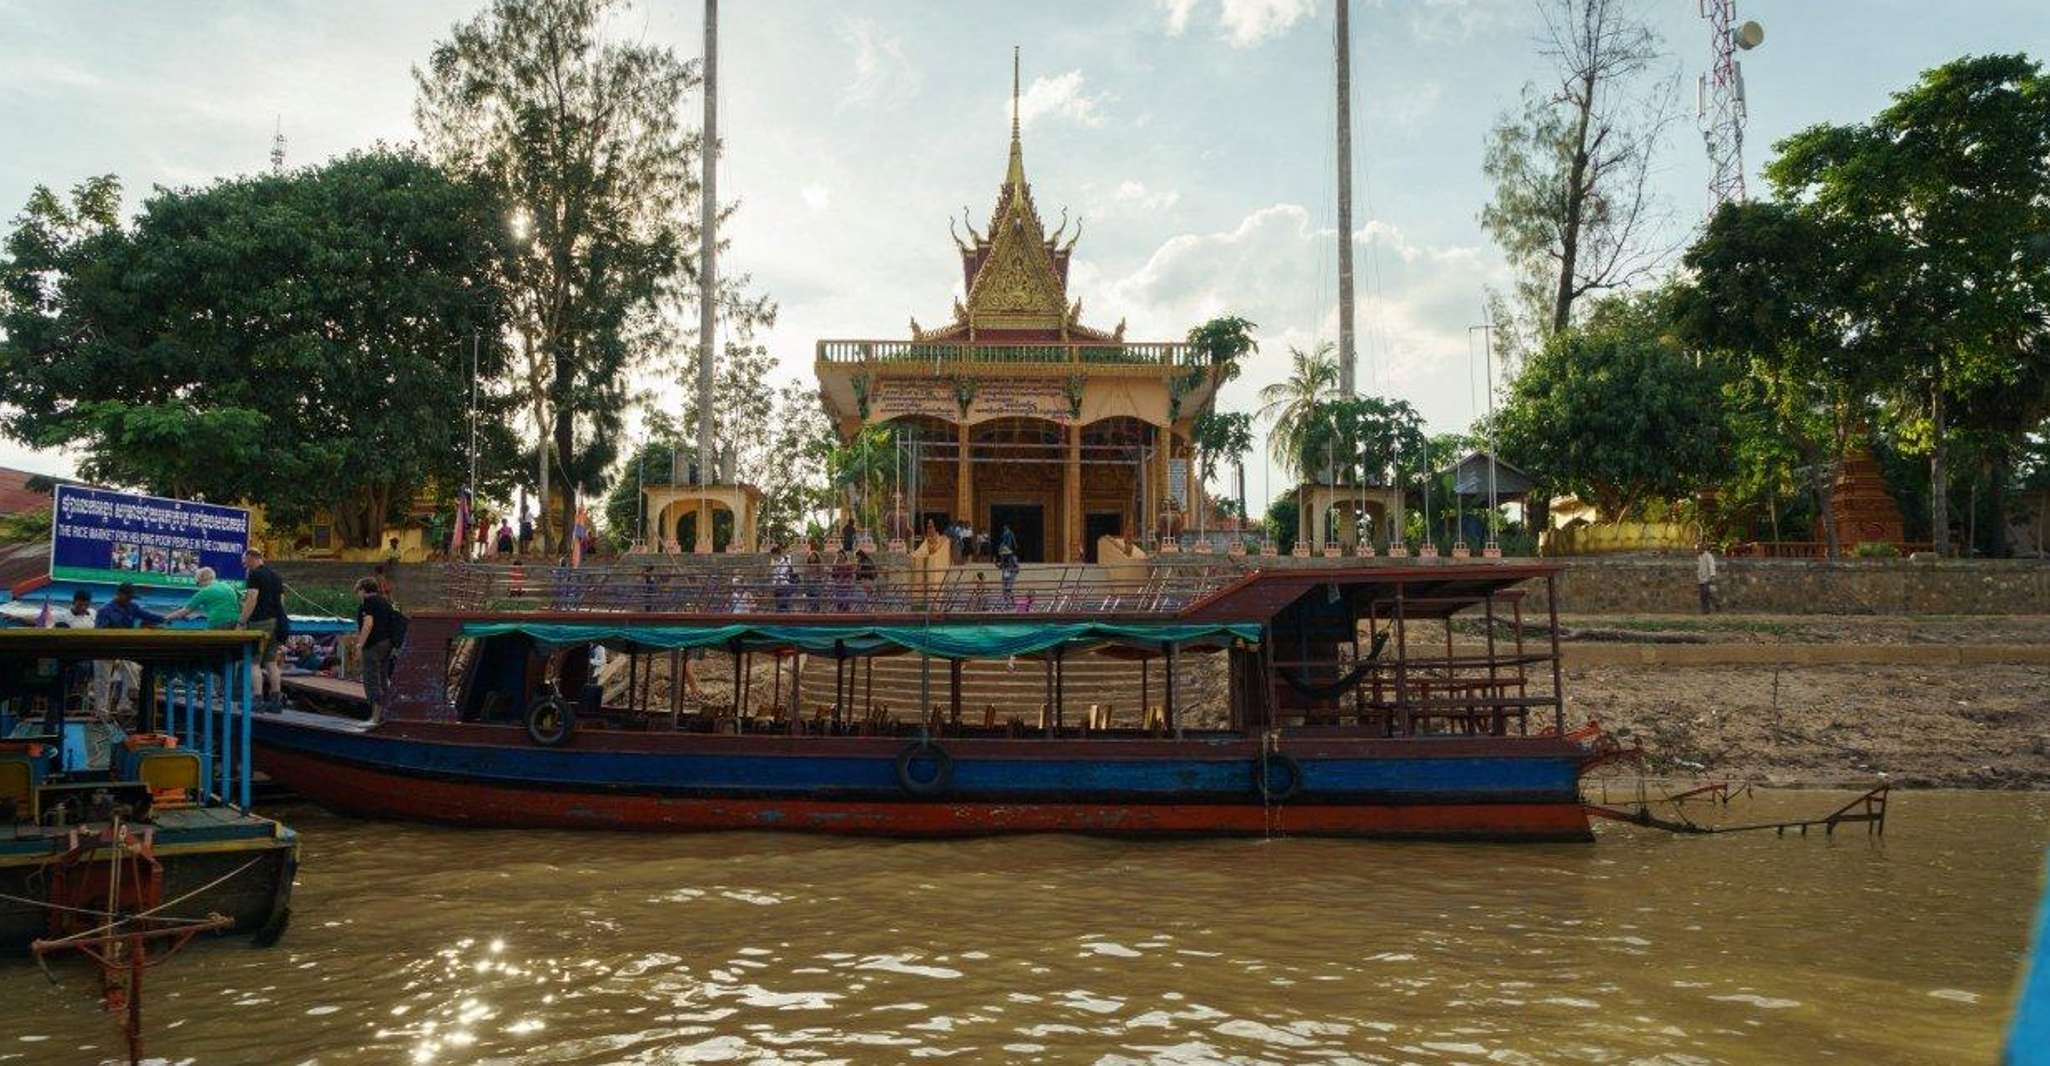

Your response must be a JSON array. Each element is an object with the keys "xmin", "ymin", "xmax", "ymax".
[
  {"xmin": 353, "ymin": 576, "xmax": 401, "ymax": 723},
  {"xmin": 240, "ymin": 548, "xmax": 288, "ymax": 712}
]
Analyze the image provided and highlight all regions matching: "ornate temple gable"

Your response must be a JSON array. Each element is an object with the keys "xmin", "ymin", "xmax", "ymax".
[{"xmin": 918, "ymin": 49, "xmax": 1102, "ymax": 343}]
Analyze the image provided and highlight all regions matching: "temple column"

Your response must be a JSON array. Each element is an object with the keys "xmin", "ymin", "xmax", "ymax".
[
  {"xmin": 1065, "ymin": 421, "xmax": 1082, "ymax": 562},
  {"xmin": 1152, "ymin": 423, "xmax": 1172, "ymax": 542},
  {"xmin": 954, "ymin": 418, "xmax": 972, "ymax": 529}
]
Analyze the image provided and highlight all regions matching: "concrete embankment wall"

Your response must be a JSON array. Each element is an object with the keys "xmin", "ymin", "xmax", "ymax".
[
  {"xmin": 1246, "ymin": 555, "xmax": 2050, "ymax": 616},
  {"xmin": 272, "ymin": 555, "xmax": 2050, "ymax": 617}
]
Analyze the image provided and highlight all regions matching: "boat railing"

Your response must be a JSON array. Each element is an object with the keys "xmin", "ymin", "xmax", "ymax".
[{"xmin": 442, "ymin": 559, "xmax": 1241, "ymax": 617}]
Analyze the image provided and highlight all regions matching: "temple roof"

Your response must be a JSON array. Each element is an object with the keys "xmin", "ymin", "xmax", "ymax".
[{"xmin": 917, "ymin": 49, "xmax": 1112, "ymax": 344}]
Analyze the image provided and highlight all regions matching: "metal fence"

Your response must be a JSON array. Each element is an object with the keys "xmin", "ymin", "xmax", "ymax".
[{"xmin": 443, "ymin": 560, "xmax": 1244, "ymax": 617}]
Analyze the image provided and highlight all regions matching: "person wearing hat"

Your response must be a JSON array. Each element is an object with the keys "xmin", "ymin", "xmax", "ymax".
[{"xmin": 95, "ymin": 582, "xmax": 165, "ymax": 630}]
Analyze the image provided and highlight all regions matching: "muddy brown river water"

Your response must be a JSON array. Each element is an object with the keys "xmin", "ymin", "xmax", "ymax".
[{"xmin": 2, "ymin": 790, "xmax": 2045, "ymax": 1065}]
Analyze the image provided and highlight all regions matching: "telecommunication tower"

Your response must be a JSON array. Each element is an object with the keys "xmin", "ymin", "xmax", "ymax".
[
  {"xmin": 1697, "ymin": 1, "xmax": 1764, "ymax": 210},
  {"xmin": 270, "ymin": 116, "xmax": 287, "ymax": 174}
]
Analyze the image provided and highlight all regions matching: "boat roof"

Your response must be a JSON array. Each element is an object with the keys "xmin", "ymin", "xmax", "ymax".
[
  {"xmin": 0, "ymin": 627, "xmax": 262, "ymax": 666},
  {"xmin": 425, "ymin": 562, "xmax": 1560, "ymax": 632}
]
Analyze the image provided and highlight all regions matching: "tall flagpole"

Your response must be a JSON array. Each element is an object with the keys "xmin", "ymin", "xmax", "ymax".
[
  {"xmin": 1334, "ymin": 0, "xmax": 1356, "ymax": 397},
  {"xmin": 695, "ymin": 0, "xmax": 719, "ymax": 550}
]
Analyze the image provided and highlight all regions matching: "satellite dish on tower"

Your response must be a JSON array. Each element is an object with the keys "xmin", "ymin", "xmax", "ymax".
[{"xmin": 1733, "ymin": 20, "xmax": 1765, "ymax": 50}]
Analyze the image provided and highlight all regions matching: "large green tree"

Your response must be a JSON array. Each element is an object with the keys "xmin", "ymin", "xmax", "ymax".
[
  {"xmin": 1676, "ymin": 201, "xmax": 1868, "ymax": 556},
  {"xmin": 1480, "ymin": 0, "xmax": 1679, "ymax": 342},
  {"xmin": 0, "ymin": 154, "xmax": 514, "ymax": 545},
  {"xmin": 417, "ymin": 0, "xmax": 753, "ymax": 551},
  {"xmin": 1762, "ymin": 54, "xmax": 2050, "ymax": 555},
  {"xmin": 1496, "ymin": 290, "xmax": 1733, "ymax": 522}
]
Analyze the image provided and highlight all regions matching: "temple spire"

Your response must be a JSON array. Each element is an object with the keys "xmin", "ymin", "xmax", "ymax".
[{"xmin": 1007, "ymin": 46, "xmax": 1026, "ymax": 191}]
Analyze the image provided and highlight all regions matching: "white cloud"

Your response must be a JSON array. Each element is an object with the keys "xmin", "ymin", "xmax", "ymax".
[
  {"xmin": 1075, "ymin": 204, "xmax": 1510, "ymax": 451},
  {"xmin": 1156, "ymin": 0, "xmax": 1201, "ymax": 36},
  {"xmin": 1218, "ymin": 0, "xmax": 1317, "ymax": 48},
  {"xmin": 840, "ymin": 17, "xmax": 921, "ymax": 110},
  {"xmin": 1407, "ymin": 0, "xmax": 1512, "ymax": 45},
  {"xmin": 1113, "ymin": 179, "xmax": 1181, "ymax": 213},
  {"xmin": 1014, "ymin": 70, "xmax": 1110, "ymax": 130},
  {"xmin": 800, "ymin": 183, "xmax": 831, "ymax": 211}
]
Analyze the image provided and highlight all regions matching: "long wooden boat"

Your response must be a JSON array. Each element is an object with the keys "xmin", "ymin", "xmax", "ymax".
[
  {"xmin": 1, "ymin": 629, "xmax": 297, "ymax": 953},
  {"xmin": 255, "ymin": 560, "xmax": 1612, "ymax": 841}
]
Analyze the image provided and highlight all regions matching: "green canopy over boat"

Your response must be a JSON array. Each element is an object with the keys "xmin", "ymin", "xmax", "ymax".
[{"xmin": 459, "ymin": 620, "xmax": 1262, "ymax": 659}]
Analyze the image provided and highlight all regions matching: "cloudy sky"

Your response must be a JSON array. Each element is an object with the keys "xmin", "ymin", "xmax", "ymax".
[{"xmin": 2, "ymin": 0, "xmax": 2043, "ymax": 511}]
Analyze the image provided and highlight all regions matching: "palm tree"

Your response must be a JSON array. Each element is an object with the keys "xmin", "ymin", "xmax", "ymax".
[{"xmin": 1257, "ymin": 342, "xmax": 1339, "ymax": 479}]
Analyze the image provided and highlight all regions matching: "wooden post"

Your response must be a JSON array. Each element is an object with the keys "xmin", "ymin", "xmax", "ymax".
[
  {"xmin": 1054, "ymin": 647, "xmax": 1066, "ymax": 732},
  {"xmin": 833, "ymin": 641, "xmax": 846, "ymax": 729},
  {"xmin": 737, "ymin": 647, "xmax": 750, "ymax": 720},
  {"xmin": 955, "ymin": 418, "xmax": 972, "ymax": 527},
  {"xmin": 788, "ymin": 650, "xmax": 802, "ymax": 734},
  {"xmin": 1064, "ymin": 421, "xmax": 1082, "ymax": 562},
  {"xmin": 1140, "ymin": 657, "xmax": 1150, "ymax": 728},
  {"xmin": 669, "ymin": 649, "xmax": 683, "ymax": 719},
  {"xmin": 949, "ymin": 658, "xmax": 963, "ymax": 726},
  {"xmin": 1393, "ymin": 581, "xmax": 1410, "ymax": 735},
  {"xmin": 1042, "ymin": 654, "xmax": 1054, "ymax": 736},
  {"xmin": 1484, "ymin": 592, "xmax": 1501, "ymax": 736},
  {"xmin": 1546, "ymin": 573, "xmax": 1566, "ymax": 734},
  {"xmin": 1163, "ymin": 641, "xmax": 1178, "ymax": 736}
]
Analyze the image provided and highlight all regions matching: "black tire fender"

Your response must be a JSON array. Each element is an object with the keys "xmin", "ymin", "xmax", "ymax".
[
  {"xmin": 1256, "ymin": 751, "xmax": 1304, "ymax": 801},
  {"xmin": 895, "ymin": 741, "xmax": 954, "ymax": 796},
  {"xmin": 526, "ymin": 695, "xmax": 576, "ymax": 747}
]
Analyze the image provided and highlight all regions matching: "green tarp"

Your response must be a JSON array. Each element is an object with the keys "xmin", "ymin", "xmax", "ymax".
[{"xmin": 459, "ymin": 620, "xmax": 1262, "ymax": 659}]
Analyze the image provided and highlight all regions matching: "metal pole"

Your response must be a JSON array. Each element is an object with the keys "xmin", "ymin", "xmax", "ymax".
[
  {"xmin": 1483, "ymin": 317, "xmax": 1499, "ymax": 546},
  {"xmin": 696, "ymin": 0, "xmax": 718, "ymax": 493},
  {"xmin": 1334, "ymin": 0, "xmax": 1356, "ymax": 396},
  {"xmin": 240, "ymin": 646, "xmax": 252, "ymax": 808}
]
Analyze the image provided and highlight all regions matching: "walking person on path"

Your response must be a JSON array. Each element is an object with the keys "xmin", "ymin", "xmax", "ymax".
[
  {"xmin": 1696, "ymin": 544, "xmax": 1718, "ymax": 615},
  {"xmin": 352, "ymin": 576, "xmax": 403, "ymax": 724},
  {"xmin": 997, "ymin": 524, "xmax": 1020, "ymax": 606}
]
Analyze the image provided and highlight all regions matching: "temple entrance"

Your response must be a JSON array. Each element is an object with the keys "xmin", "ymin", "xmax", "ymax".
[
  {"xmin": 989, "ymin": 504, "xmax": 1045, "ymax": 563},
  {"xmin": 1083, "ymin": 512, "xmax": 1123, "ymax": 562}
]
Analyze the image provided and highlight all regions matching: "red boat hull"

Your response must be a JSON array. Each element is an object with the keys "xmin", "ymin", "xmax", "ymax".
[{"xmin": 257, "ymin": 746, "xmax": 1592, "ymax": 841}]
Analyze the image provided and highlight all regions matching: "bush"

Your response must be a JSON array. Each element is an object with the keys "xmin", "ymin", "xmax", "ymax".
[{"xmin": 1851, "ymin": 541, "xmax": 1900, "ymax": 559}]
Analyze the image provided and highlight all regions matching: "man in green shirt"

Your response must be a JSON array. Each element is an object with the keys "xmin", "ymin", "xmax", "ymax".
[{"xmin": 164, "ymin": 567, "xmax": 242, "ymax": 629}]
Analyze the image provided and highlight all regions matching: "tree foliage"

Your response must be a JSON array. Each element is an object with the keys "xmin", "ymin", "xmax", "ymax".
[
  {"xmin": 415, "ymin": 0, "xmax": 713, "ymax": 547},
  {"xmin": 1496, "ymin": 290, "xmax": 1733, "ymax": 521},
  {"xmin": 1256, "ymin": 342, "xmax": 1339, "ymax": 479},
  {"xmin": 1481, "ymin": 0, "xmax": 1679, "ymax": 340},
  {"xmin": 1686, "ymin": 53, "xmax": 2050, "ymax": 555},
  {"xmin": 0, "ymin": 154, "xmax": 514, "ymax": 545}
]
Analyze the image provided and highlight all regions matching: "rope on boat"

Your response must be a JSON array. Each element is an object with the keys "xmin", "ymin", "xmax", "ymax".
[{"xmin": 28, "ymin": 856, "xmax": 268, "ymax": 948}]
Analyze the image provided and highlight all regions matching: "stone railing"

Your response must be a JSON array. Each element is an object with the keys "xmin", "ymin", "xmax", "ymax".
[{"xmin": 817, "ymin": 339, "xmax": 1200, "ymax": 369}]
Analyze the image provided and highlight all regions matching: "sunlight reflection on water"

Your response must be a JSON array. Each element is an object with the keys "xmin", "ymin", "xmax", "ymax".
[{"xmin": 0, "ymin": 789, "xmax": 2043, "ymax": 1065}]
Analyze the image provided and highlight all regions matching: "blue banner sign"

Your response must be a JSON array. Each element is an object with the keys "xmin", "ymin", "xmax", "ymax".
[{"xmin": 50, "ymin": 485, "xmax": 250, "ymax": 589}]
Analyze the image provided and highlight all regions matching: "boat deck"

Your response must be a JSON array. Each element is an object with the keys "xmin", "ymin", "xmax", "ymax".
[{"xmin": 1, "ymin": 805, "xmax": 294, "ymax": 861}]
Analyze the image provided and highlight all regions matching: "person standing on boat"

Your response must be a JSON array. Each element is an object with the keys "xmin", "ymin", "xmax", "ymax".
[
  {"xmin": 239, "ymin": 547, "xmax": 288, "ymax": 712},
  {"xmin": 1695, "ymin": 544, "xmax": 1718, "ymax": 615},
  {"xmin": 352, "ymin": 576, "xmax": 402, "ymax": 722},
  {"xmin": 93, "ymin": 582, "xmax": 160, "ymax": 714},
  {"xmin": 165, "ymin": 568, "xmax": 242, "ymax": 630},
  {"xmin": 95, "ymin": 582, "xmax": 163, "ymax": 630}
]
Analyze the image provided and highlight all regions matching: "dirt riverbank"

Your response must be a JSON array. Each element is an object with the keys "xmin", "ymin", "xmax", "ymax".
[{"xmin": 1556, "ymin": 615, "xmax": 2050, "ymax": 789}]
